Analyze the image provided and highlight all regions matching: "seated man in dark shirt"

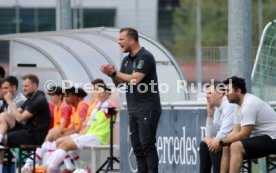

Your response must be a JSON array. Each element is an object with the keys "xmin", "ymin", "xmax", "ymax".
[
  {"xmin": 0, "ymin": 79, "xmax": 4, "ymax": 112},
  {"xmin": 0, "ymin": 74, "xmax": 50, "ymax": 170}
]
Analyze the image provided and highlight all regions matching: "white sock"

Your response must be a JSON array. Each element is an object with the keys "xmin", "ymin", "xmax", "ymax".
[
  {"xmin": 0, "ymin": 134, "xmax": 3, "ymax": 143},
  {"xmin": 23, "ymin": 157, "xmax": 34, "ymax": 166},
  {"xmin": 64, "ymin": 154, "xmax": 75, "ymax": 170},
  {"xmin": 44, "ymin": 141, "xmax": 56, "ymax": 163},
  {"xmin": 69, "ymin": 151, "xmax": 81, "ymax": 169},
  {"xmin": 21, "ymin": 160, "xmax": 32, "ymax": 173},
  {"xmin": 35, "ymin": 148, "xmax": 44, "ymax": 165},
  {"xmin": 45, "ymin": 141, "xmax": 55, "ymax": 151},
  {"xmin": 0, "ymin": 164, "xmax": 2, "ymax": 173},
  {"xmin": 45, "ymin": 149, "xmax": 67, "ymax": 169}
]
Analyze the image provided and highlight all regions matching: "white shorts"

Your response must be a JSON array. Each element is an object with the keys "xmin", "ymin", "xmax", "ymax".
[{"xmin": 71, "ymin": 133, "xmax": 101, "ymax": 149}]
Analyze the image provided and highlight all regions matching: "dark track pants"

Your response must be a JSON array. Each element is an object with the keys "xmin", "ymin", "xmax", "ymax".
[
  {"xmin": 199, "ymin": 141, "xmax": 222, "ymax": 173},
  {"xmin": 129, "ymin": 110, "xmax": 160, "ymax": 173}
]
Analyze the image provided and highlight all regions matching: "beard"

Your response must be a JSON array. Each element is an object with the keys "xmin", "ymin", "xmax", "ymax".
[
  {"xmin": 228, "ymin": 95, "xmax": 240, "ymax": 104},
  {"xmin": 24, "ymin": 91, "xmax": 35, "ymax": 98},
  {"xmin": 123, "ymin": 45, "xmax": 132, "ymax": 53}
]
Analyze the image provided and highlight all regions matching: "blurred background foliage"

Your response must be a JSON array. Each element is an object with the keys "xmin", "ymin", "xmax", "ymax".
[{"xmin": 158, "ymin": 0, "xmax": 276, "ymax": 61}]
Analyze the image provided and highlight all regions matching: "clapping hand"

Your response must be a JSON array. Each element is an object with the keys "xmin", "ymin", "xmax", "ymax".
[{"xmin": 100, "ymin": 64, "xmax": 116, "ymax": 76}]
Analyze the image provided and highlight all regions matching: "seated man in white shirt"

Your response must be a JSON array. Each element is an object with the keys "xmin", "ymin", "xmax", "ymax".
[
  {"xmin": 199, "ymin": 81, "xmax": 235, "ymax": 173},
  {"xmin": 209, "ymin": 76, "xmax": 276, "ymax": 173},
  {"xmin": 0, "ymin": 76, "xmax": 26, "ymax": 113}
]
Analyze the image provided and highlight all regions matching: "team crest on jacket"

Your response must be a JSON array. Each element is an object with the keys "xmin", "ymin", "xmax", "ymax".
[
  {"xmin": 137, "ymin": 60, "xmax": 144, "ymax": 69},
  {"xmin": 124, "ymin": 61, "xmax": 128, "ymax": 68}
]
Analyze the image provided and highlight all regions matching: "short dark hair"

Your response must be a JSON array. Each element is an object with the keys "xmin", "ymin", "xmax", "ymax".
[
  {"xmin": 48, "ymin": 86, "xmax": 63, "ymax": 96},
  {"xmin": 22, "ymin": 74, "xmax": 39, "ymax": 86},
  {"xmin": 223, "ymin": 76, "xmax": 247, "ymax": 94},
  {"xmin": 3, "ymin": 76, "xmax": 19, "ymax": 89},
  {"xmin": 65, "ymin": 87, "xmax": 78, "ymax": 96},
  {"xmin": 92, "ymin": 78, "xmax": 111, "ymax": 92},
  {"xmin": 92, "ymin": 78, "xmax": 104, "ymax": 86},
  {"xmin": 120, "ymin": 27, "xmax": 139, "ymax": 42},
  {"xmin": 96, "ymin": 82, "xmax": 111, "ymax": 92},
  {"xmin": 0, "ymin": 65, "xmax": 5, "ymax": 78},
  {"xmin": 65, "ymin": 87, "xmax": 87, "ymax": 98},
  {"xmin": 77, "ymin": 88, "xmax": 87, "ymax": 98}
]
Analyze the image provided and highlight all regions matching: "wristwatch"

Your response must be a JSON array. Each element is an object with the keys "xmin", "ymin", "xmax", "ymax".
[
  {"xmin": 219, "ymin": 139, "xmax": 225, "ymax": 147},
  {"xmin": 110, "ymin": 71, "xmax": 117, "ymax": 78}
]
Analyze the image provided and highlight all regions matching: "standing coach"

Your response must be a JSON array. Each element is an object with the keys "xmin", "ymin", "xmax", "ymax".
[{"xmin": 100, "ymin": 27, "xmax": 161, "ymax": 173}]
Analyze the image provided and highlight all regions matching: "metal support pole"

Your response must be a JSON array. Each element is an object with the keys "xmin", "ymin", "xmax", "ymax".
[
  {"xmin": 15, "ymin": 0, "xmax": 20, "ymax": 33},
  {"xmin": 73, "ymin": 0, "xmax": 78, "ymax": 29},
  {"xmin": 79, "ymin": 0, "xmax": 83, "ymax": 28},
  {"xmin": 258, "ymin": 0, "xmax": 263, "ymax": 40},
  {"xmin": 228, "ymin": 0, "xmax": 252, "ymax": 92},
  {"xmin": 56, "ymin": 0, "xmax": 72, "ymax": 31},
  {"xmin": 196, "ymin": 0, "xmax": 202, "ymax": 85},
  {"xmin": 34, "ymin": 8, "xmax": 39, "ymax": 31}
]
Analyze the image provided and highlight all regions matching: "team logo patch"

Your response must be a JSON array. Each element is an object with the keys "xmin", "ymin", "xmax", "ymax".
[
  {"xmin": 124, "ymin": 61, "xmax": 128, "ymax": 68},
  {"xmin": 137, "ymin": 60, "xmax": 144, "ymax": 69}
]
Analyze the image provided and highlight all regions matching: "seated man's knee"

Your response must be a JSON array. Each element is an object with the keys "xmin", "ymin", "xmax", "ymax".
[
  {"xmin": 58, "ymin": 138, "xmax": 75, "ymax": 151},
  {"xmin": 0, "ymin": 112, "xmax": 9, "ymax": 121},
  {"xmin": 46, "ymin": 134, "xmax": 56, "ymax": 142},
  {"xmin": 230, "ymin": 141, "xmax": 244, "ymax": 154},
  {"xmin": 55, "ymin": 138, "xmax": 63, "ymax": 147},
  {"xmin": 200, "ymin": 141, "xmax": 208, "ymax": 149},
  {"xmin": 0, "ymin": 112, "xmax": 14, "ymax": 128},
  {"xmin": 58, "ymin": 142, "xmax": 66, "ymax": 150}
]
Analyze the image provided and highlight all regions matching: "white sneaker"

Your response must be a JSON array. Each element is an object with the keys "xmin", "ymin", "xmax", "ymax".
[{"xmin": 21, "ymin": 164, "xmax": 32, "ymax": 173}]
